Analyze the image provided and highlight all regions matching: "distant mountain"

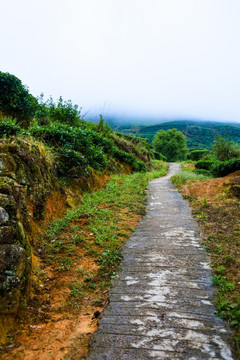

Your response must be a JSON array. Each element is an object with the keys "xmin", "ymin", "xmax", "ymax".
[{"xmin": 116, "ymin": 120, "xmax": 240, "ymax": 150}]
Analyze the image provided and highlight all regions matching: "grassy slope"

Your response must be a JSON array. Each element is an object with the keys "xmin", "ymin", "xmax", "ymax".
[
  {"xmin": 172, "ymin": 165, "xmax": 240, "ymax": 358},
  {"xmin": 118, "ymin": 120, "xmax": 240, "ymax": 150}
]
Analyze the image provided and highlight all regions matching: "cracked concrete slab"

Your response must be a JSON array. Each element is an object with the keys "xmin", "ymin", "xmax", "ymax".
[{"xmin": 87, "ymin": 163, "xmax": 234, "ymax": 360}]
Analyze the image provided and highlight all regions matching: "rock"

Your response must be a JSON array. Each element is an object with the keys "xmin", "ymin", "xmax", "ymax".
[
  {"xmin": 0, "ymin": 194, "xmax": 16, "ymax": 218},
  {"xmin": 0, "ymin": 244, "xmax": 26, "ymax": 278},
  {"xmin": 0, "ymin": 177, "xmax": 15, "ymax": 195},
  {"xmin": 0, "ymin": 244, "xmax": 26, "ymax": 313},
  {"xmin": 14, "ymin": 222, "xmax": 26, "ymax": 243},
  {"xmin": 0, "ymin": 207, "xmax": 9, "ymax": 225},
  {"xmin": 0, "ymin": 153, "xmax": 17, "ymax": 173},
  {"xmin": 92, "ymin": 311, "xmax": 101, "ymax": 319},
  {"xmin": 0, "ymin": 275, "xmax": 21, "ymax": 313},
  {"xmin": 0, "ymin": 161, "xmax": 5, "ymax": 171},
  {"xmin": 0, "ymin": 227, "xmax": 14, "ymax": 244}
]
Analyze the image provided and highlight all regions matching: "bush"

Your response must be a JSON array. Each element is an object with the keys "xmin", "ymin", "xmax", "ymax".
[
  {"xmin": 46, "ymin": 96, "xmax": 82, "ymax": 126},
  {"xmin": 113, "ymin": 147, "xmax": 146, "ymax": 172},
  {"xmin": 195, "ymin": 160, "xmax": 215, "ymax": 171},
  {"xmin": 194, "ymin": 168, "xmax": 212, "ymax": 177},
  {"xmin": 35, "ymin": 94, "xmax": 83, "ymax": 127},
  {"xmin": 0, "ymin": 71, "xmax": 37, "ymax": 125},
  {"xmin": 0, "ymin": 117, "xmax": 21, "ymax": 137},
  {"xmin": 56, "ymin": 148, "xmax": 87, "ymax": 177},
  {"xmin": 213, "ymin": 135, "xmax": 240, "ymax": 161},
  {"xmin": 153, "ymin": 151, "xmax": 167, "ymax": 161},
  {"xmin": 29, "ymin": 123, "xmax": 109, "ymax": 170},
  {"xmin": 187, "ymin": 150, "xmax": 210, "ymax": 161},
  {"xmin": 211, "ymin": 159, "xmax": 240, "ymax": 177},
  {"xmin": 29, "ymin": 122, "xmax": 146, "ymax": 173}
]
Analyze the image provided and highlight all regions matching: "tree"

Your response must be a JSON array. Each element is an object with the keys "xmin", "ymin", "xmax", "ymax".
[
  {"xmin": 212, "ymin": 135, "xmax": 240, "ymax": 161},
  {"xmin": 152, "ymin": 128, "xmax": 188, "ymax": 161},
  {"xmin": 0, "ymin": 71, "xmax": 37, "ymax": 126}
]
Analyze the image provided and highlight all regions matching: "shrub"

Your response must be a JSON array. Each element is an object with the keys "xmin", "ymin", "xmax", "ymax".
[
  {"xmin": 29, "ymin": 123, "xmax": 109, "ymax": 170},
  {"xmin": 35, "ymin": 95, "xmax": 82, "ymax": 127},
  {"xmin": 113, "ymin": 147, "xmax": 146, "ymax": 172},
  {"xmin": 153, "ymin": 151, "xmax": 167, "ymax": 161},
  {"xmin": 0, "ymin": 117, "xmax": 21, "ymax": 137},
  {"xmin": 0, "ymin": 71, "xmax": 37, "ymax": 125},
  {"xmin": 195, "ymin": 160, "xmax": 215, "ymax": 171},
  {"xmin": 47, "ymin": 96, "xmax": 82, "ymax": 126},
  {"xmin": 213, "ymin": 135, "xmax": 240, "ymax": 161},
  {"xmin": 56, "ymin": 148, "xmax": 87, "ymax": 177},
  {"xmin": 187, "ymin": 150, "xmax": 210, "ymax": 161},
  {"xmin": 194, "ymin": 168, "xmax": 212, "ymax": 177},
  {"xmin": 211, "ymin": 159, "xmax": 240, "ymax": 177},
  {"xmin": 29, "ymin": 122, "xmax": 147, "ymax": 173},
  {"xmin": 95, "ymin": 114, "xmax": 111, "ymax": 136}
]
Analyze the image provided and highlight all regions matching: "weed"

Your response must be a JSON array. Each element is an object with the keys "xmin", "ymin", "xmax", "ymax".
[
  {"xmin": 202, "ymin": 197, "xmax": 208, "ymax": 208},
  {"xmin": 212, "ymin": 275, "xmax": 235, "ymax": 292},
  {"xmin": 69, "ymin": 282, "xmax": 84, "ymax": 298},
  {"xmin": 72, "ymin": 234, "xmax": 85, "ymax": 244},
  {"xmin": 70, "ymin": 225, "xmax": 81, "ymax": 233},
  {"xmin": 97, "ymin": 249, "xmax": 123, "ymax": 275},
  {"xmin": 93, "ymin": 298, "xmax": 102, "ymax": 305},
  {"xmin": 215, "ymin": 265, "xmax": 226, "ymax": 275},
  {"xmin": 100, "ymin": 280, "xmax": 112, "ymax": 291},
  {"xmin": 58, "ymin": 257, "xmax": 72, "ymax": 271}
]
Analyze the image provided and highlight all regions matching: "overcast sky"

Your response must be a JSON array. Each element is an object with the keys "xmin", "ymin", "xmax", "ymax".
[{"xmin": 1, "ymin": 0, "xmax": 240, "ymax": 123}]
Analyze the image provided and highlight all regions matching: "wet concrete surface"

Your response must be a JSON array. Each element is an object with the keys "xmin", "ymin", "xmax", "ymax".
[{"xmin": 87, "ymin": 163, "xmax": 234, "ymax": 360}]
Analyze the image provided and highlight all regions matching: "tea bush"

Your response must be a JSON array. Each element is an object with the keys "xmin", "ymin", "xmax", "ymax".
[
  {"xmin": 35, "ymin": 95, "xmax": 82, "ymax": 127},
  {"xmin": 211, "ymin": 159, "xmax": 240, "ymax": 177},
  {"xmin": 187, "ymin": 150, "xmax": 210, "ymax": 161},
  {"xmin": 0, "ymin": 117, "xmax": 21, "ymax": 137},
  {"xmin": 195, "ymin": 160, "xmax": 216, "ymax": 171},
  {"xmin": 28, "ymin": 122, "xmax": 146, "ymax": 174},
  {"xmin": 0, "ymin": 72, "xmax": 37, "ymax": 125}
]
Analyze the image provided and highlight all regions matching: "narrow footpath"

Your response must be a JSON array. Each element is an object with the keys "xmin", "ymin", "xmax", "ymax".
[{"xmin": 87, "ymin": 163, "xmax": 234, "ymax": 360}]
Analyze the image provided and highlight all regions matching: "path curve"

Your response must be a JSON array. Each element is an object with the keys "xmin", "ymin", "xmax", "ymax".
[{"xmin": 88, "ymin": 163, "xmax": 234, "ymax": 360}]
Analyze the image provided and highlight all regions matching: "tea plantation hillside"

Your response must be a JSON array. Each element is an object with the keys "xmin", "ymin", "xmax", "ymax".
[{"xmin": 118, "ymin": 120, "xmax": 240, "ymax": 150}]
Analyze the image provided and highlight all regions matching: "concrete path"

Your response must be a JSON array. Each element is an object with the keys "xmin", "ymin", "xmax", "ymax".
[{"xmin": 87, "ymin": 163, "xmax": 234, "ymax": 360}]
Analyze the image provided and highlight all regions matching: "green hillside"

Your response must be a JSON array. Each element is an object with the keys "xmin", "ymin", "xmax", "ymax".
[{"xmin": 118, "ymin": 120, "xmax": 240, "ymax": 150}]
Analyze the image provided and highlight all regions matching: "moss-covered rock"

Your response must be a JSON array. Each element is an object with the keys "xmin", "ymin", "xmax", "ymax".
[
  {"xmin": 0, "ymin": 244, "xmax": 26, "ymax": 313},
  {"xmin": 0, "ymin": 207, "xmax": 9, "ymax": 225},
  {"xmin": 0, "ymin": 137, "xmax": 59, "ymax": 329},
  {"xmin": 0, "ymin": 226, "xmax": 14, "ymax": 244}
]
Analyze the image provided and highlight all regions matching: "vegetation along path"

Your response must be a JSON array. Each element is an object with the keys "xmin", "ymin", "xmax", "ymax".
[{"xmin": 87, "ymin": 163, "xmax": 233, "ymax": 360}]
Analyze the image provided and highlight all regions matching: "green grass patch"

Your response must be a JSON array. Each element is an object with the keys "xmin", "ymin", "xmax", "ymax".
[
  {"xmin": 171, "ymin": 168, "xmax": 209, "ymax": 187},
  {"xmin": 40, "ymin": 162, "xmax": 168, "ymax": 305}
]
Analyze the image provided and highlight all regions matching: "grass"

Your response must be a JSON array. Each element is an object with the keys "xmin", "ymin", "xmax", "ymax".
[
  {"xmin": 39, "ymin": 161, "xmax": 168, "ymax": 307},
  {"xmin": 170, "ymin": 163, "xmax": 210, "ymax": 187}
]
